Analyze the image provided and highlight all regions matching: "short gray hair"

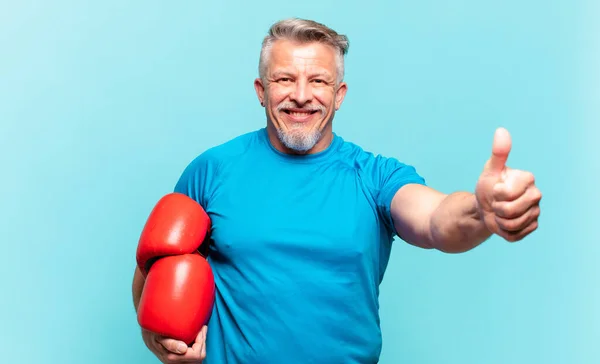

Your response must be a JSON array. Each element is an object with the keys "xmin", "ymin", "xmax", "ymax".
[{"xmin": 259, "ymin": 18, "xmax": 349, "ymax": 84}]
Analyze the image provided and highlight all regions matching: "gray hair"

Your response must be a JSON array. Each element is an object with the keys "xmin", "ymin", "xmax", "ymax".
[{"xmin": 259, "ymin": 18, "xmax": 349, "ymax": 85}]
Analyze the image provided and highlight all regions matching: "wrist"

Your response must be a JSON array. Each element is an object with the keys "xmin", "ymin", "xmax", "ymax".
[
  {"xmin": 472, "ymin": 194, "xmax": 493, "ymax": 237},
  {"xmin": 472, "ymin": 194, "xmax": 485, "ymax": 222}
]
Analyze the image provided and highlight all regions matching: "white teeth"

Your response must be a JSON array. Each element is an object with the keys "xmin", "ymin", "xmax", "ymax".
[{"xmin": 289, "ymin": 111, "xmax": 311, "ymax": 116}]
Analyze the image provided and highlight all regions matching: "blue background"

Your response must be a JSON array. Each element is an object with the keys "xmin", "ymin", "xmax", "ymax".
[{"xmin": 1, "ymin": 1, "xmax": 597, "ymax": 363}]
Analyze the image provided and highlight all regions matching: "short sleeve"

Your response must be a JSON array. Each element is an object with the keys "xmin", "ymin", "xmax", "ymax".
[
  {"xmin": 173, "ymin": 150, "xmax": 220, "ymax": 210},
  {"xmin": 367, "ymin": 155, "xmax": 426, "ymax": 237}
]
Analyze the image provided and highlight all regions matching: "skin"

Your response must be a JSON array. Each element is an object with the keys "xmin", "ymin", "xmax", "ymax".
[
  {"xmin": 254, "ymin": 39, "xmax": 348, "ymax": 155},
  {"xmin": 133, "ymin": 37, "xmax": 542, "ymax": 362}
]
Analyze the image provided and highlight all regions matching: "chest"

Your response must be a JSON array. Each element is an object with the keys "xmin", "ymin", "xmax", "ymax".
[{"xmin": 204, "ymin": 163, "xmax": 383, "ymax": 269}]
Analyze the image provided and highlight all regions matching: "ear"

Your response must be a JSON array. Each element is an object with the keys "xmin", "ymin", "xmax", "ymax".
[
  {"xmin": 334, "ymin": 82, "xmax": 348, "ymax": 111},
  {"xmin": 254, "ymin": 78, "xmax": 266, "ymax": 107}
]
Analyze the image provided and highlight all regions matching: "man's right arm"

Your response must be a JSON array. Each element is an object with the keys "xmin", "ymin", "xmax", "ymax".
[{"xmin": 132, "ymin": 266, "xmax": 144, "ymax": 312}]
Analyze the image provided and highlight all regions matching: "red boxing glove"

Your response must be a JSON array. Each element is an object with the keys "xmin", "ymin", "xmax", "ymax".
[{"xmin": 136, "ymin": 192, "xmax": 215, "ymax": 345}]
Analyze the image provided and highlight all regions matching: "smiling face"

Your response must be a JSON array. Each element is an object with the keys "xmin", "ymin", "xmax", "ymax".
[{"xmin": 254, "ymin": 39, "xmax": 348, "ymax": 154}]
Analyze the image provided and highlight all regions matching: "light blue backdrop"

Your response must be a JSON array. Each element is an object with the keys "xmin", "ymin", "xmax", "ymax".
[{"xmin": 1, "ymin": 1, "xmax": 597, "ymax": 363}]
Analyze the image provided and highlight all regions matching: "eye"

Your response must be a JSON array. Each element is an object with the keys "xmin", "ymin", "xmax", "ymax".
[
  {"xmin": 311, "ymin": 79, "xmax": 326, "ymax": 84},
  {"xmin": 278, "ymin": 77, "xmax": 293, "ymax": 83}
]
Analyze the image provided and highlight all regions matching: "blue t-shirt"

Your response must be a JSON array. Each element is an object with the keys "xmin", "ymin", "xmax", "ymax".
[{"xmin": 174, "ymin": 128, "xmax": 426, "ymax": 364}]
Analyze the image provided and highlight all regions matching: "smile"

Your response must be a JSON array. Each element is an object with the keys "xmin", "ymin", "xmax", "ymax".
[{"xmin": 282, "ymin": 109, "xmax": 319, "ymax": 122}]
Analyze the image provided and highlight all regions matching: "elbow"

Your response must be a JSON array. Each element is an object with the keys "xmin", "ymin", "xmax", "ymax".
[
  {"xmin": 429, "ymin": 227, "xmax": 479, "ymax": 254},
  {"xmin": 434, "ymin": 241, "xmax": 473, "ymax": 254},
  {"xmin": 429, "ymin": 218, "xmax": 483, "ymax": 254},
  {"xmin": 430, "ymin": 233, "xmax": 487, "ymax": 254}
]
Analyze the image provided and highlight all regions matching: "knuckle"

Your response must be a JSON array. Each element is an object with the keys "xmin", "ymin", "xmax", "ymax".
[
  {"xmin": 164, "ymin": 342, "xmax": 176, "ymax": 352},
  {"xmin": 494, "ymin": 203, "xmax": 510, "ymax": 217},
  {"xmin": 492, "ymin": 183, "xmax": 505, "ymax": 198},
  {"xmin": 503, "ymin": 207, "xmax": 517, "ymax": 218},
  {"xmin": 502, "ymin": 229, "xmax": 523, "ymax": 242},
  {"xmin": 503, "ymin": 235, "xmax": 515, "ymax": 242},
  {"xmin": 504, "ymin": 219, "xmax": 521, "ymax": 232},
  {"xmin": 507, "ymin": 234, "xmax": 521, "ymax": 242},
  {"xmin": 530, "ymin": 220, "xmax": 539, "ymax": 231},
  {"xmin": 530, "ymin": 187, "xmax": 542, "ymax": 201},
  {"xmin": 496, "ymin": 217, "xmax": 511, "ymax": 231},
  {"xmin": 525, "ymin": 171, "xmax": 535, "ymax": 184},
  {"xmin": 506, "ymin": 189, "xmax": 519, "ymax": 200}
]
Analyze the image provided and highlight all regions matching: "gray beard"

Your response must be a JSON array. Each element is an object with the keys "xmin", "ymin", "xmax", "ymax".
[{"xmin": 277, "ymin": 124, "xmax": 322, "ymax": 153}]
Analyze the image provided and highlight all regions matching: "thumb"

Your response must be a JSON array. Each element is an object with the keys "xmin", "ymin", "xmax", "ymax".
[
  {"xmin": 487, "ymin": 127, "xmax": 512, "ymax": 173},
  {"xmin": 158, "ymin": 336, "xmax": 188, "ymax": 354}
]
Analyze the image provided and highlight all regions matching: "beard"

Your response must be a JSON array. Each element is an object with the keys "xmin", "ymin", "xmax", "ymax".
[
  {"xmin": 274, "ymin": 101, "xmax": 327, "ymax": 153},
  {"xmin": 276, "ymin": 123, "xmax": 323, "ymax": 153}
]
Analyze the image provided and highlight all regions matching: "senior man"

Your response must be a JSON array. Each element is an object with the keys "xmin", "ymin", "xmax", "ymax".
[{"xmin": 132, "ymin": 18, "xmax": 542, "ymax": 364}]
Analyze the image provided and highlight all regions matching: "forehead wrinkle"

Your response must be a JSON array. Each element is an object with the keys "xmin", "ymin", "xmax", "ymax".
[
  {"xmin": 271, "ymin": 64, "xmax": 333, "ymax": 79},
  {"xmin": 268, "ymin": 41, "xmax": 337, "ymax": 76}
]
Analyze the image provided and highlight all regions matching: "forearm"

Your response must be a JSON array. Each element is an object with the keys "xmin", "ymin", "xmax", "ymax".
[
  {"xmin": 132, "ymin": 266, "xmax": 144, "ymax": 312},
  {"xmin": 429, "ymin": 192, "xmax": 492, "ymax": 253}
]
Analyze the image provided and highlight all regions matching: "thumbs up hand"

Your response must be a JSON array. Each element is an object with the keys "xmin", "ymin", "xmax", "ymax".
[{"xmin": 475, "ymin": 128, "xmax": 542, "ymax": 242}]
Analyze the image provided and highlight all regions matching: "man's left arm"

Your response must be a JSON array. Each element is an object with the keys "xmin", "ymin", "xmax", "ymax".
[
  {"xmin": 391, "ymin": 128, "xmax": 542, "ymax": 253},
  {"xmin": 391, "ymin": 186, "xmax": 490, "ymax": 253}
]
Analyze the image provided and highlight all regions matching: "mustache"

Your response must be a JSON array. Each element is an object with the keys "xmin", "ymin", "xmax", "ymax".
[{"xmin": 276, "ymin": 102, "xmax": 326, "ymax": 113}]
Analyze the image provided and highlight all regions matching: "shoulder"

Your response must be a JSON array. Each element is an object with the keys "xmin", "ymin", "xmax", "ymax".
[
  {"xmin": 333, "ymin": 134, "xmax": 426, "ymax": 194},
  {"xmin": 174, "ymin": 129, "xmax": 263, "ymax": 203},
  {"xmin": 183, "ymin": 129, "xmax": 263, "ymax": 173},
  {"xmin": 334, "ymin": 135, "xmax": 414, "ymax": 175}
]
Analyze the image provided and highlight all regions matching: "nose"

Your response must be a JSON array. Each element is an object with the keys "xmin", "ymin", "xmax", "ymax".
[{"xmin": 289, "ymin": 79, "xmax": 313, "ymax": 106}]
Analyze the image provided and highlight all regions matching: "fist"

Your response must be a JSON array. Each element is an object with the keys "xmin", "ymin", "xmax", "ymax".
[{"xmin": 475, "ymin": 128, "xmax": 542, "ymax": 242}]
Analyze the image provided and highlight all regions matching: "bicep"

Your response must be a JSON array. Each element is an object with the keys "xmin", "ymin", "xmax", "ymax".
[{"xmin": 390, "ymin": 183, "xmax": 447, "ymax": 249}]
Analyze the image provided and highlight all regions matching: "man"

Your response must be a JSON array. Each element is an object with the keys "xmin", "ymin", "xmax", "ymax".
[{"xmin": 132, "ymin": 18, "xmax": 542, "ymax": 363}]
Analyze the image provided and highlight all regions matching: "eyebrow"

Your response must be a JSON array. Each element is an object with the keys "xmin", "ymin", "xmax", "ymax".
[
  {"xmin": 271, "ymin": 71, "xmax": 295, "ymax": 78},
  {"xmin": 271, "ymin": 70, "xmax": 333, "ymax": 79},
  {"xmin": 309, "ymin": 71, "xmax": 333, "ymax": 79}
]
